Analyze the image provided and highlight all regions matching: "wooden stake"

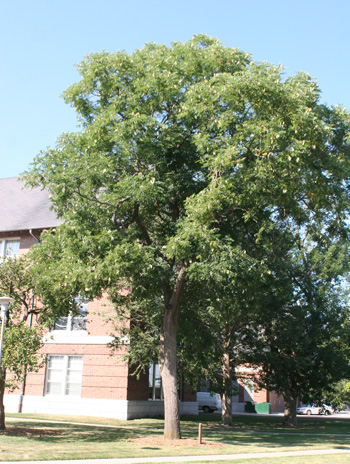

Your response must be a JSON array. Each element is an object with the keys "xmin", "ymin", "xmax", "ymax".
[{"xmin": 198, "ymin": 422, "xmax": 202, "ymax": 444}]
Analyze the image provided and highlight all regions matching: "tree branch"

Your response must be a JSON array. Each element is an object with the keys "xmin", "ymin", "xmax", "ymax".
[{"xmin": 133, "ymin": 203, "xmax": 152, "ymax": 245}]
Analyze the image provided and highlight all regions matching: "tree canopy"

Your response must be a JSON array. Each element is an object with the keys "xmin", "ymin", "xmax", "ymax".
[{"xmin": 24, "ymin": 35, "xmax": 350, "ymax": 436}]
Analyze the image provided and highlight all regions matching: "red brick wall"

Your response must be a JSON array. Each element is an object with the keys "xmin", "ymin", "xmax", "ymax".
[
  {"xmin": 19, "ymin": 344, "xmax": 130, "ymax": 400},
  {"xmin": 18, "ymin": 230, "xmax": 40, "ymax": 255},
  {"xmin": 2, "ymin": 230, "xmax": 156, "ymax": 405},
  {"xmin": 21, "ymin": 364, "xmax": 47, "ymax": 396},
  {"xmin": 254, "ymin": 388, "xmax": 269, "ymax": 403},
  {"xmin": 86, "ymin": 297, "xmax": 120, "ymax": 336},
  {"xmin": 0, "ymin": 230, "xmax": 38, "ymax": 254},
  {"xmin": 82, "ymin": 351, "xmax": 128, "ymax": 400},
  {"xmin": 269, "ymin": 391, "xmax": 285, "ymax": 413},
  {"xmin": 44, "ymin": 344, "xmax": 129, "ymax": 400},
  {"xmin": 0, "ymin": 229, "xmax": 42, "ymax": 257},
  {"xmin": 127, "ymin": 370, "xmax": 149, "ymax": 401}
]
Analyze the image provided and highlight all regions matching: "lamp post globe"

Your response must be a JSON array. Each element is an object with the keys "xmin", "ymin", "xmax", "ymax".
[
  {"xmin": 0, "ymin": 296, "xmax": 14, "ymax": 368},
  {"xmin": 0, "ymin": 296, "xmax": 14, "ymax": 317}
]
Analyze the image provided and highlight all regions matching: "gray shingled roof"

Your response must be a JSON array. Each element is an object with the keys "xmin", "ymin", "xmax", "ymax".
[{"xmin": 0, "ymin": 177, "xmax": 62, "ymax": 233}]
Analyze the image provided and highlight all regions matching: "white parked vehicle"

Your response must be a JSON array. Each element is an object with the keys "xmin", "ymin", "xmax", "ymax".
[
  {"xmin": 318, "ymin": 404, "xmax": 334, "ymax": 415},
  {"xmin": 197, "ymin": 392, "xmax": 222, "ymax": 413},
  {"xmin": 296, "ymin": 404, "xmax": 321, "ymax": 415},
  {"xmin": 296, "ymin": 404, "xmax": 333, "ymax": 415}
]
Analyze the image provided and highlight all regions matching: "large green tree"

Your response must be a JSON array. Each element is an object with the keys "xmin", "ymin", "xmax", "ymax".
[
  {"xmin": 177, "ymin": 237, "xmax": 267, "ymax": 426},
  {"xmin": 24, "ymin": 36, "xmax": 350, "ymax": 438},
  {"xmin": 247, "ymin": 234, "xmax": 350, "ymax": 426}
]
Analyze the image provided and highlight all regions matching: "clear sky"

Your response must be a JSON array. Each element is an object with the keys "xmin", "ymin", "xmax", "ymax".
[{"xmin": 1, "ymin": 0, "xmax": 349, "ymax": 178}]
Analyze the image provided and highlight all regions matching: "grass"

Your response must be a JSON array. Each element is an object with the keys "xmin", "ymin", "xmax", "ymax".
[
  {"xmin": 140, "ymin": 458, "xmax": 350, "ymax": 464},
  {"xmin": 1, "ymin": 413, "xmax": 350, "ymax": 462}
]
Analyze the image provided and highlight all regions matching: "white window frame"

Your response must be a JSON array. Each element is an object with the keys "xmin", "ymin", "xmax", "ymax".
[
  {"xmin": 0, "ymin": 237, "xmax": 20, "ymax": 258},
  {"xmin": 149, "ymin": 363, "xmax": 163, "ymax": 400},
  {"xmin": 148, "ymin": 363, "xmax": 183, "ymax": 401},
  {"xmin": 45, "ymin": 355, "xmax": 83, "ymax": 397},
  {"xmin": 51, "ymin": 298, "xmax": 88, "ymax": 334},
  {"xmin": 52, "ymin": 312, "xmax": 87, "ymax": 332}
]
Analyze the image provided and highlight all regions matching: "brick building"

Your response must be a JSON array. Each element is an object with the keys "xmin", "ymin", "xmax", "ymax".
[
  {"xmin": 1, "ymin": 177, "xmax": 283, "ymax": 418},
  {"xmin": 0, "ymin": 177, "xmax": 199, "ymax": 418}
]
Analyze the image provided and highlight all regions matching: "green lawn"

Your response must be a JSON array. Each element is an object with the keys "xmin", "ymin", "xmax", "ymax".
[
  {"xmin": 141, "ymin": 458, "xmax": 350, "ymax": 464},
  {"xmin": 1, "ymin": 413, "xmax": 349, "ymax": 462}
]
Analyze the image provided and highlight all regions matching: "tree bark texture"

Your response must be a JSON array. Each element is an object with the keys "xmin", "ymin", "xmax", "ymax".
[
  {"xmin": 221, "ymin": 349, "xmax": 233, "ymax": 426},
  {"xmin": 282, "ymin": 391, "xmax": 298, "ymax": 427},
  {"xmin": 0, "ymin": 368, "xmax": 6, "ymax": 430},
  {"xmin": 159, "ymin": 266, "xmax": 186, "ymax": 439},
  {"xmin": 222, "ymin": 392, "xmax": 233, "ymax": 426}
]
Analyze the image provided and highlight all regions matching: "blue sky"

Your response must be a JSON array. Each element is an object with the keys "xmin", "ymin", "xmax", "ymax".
[{"xmin": 1, "ymin": 0, "xmax": 349, "ymax": 178}]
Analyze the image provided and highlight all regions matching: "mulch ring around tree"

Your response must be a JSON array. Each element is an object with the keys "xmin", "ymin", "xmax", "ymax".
[{"xmin": 128, "ymin": 436, "xmax": 224, "ymax": 448}]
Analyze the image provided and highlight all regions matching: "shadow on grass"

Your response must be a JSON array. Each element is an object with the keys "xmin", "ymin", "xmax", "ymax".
[
  {"xmin": 2, "ymin": 427, "xmax": 62, "ymax": 438},
  {"xmin": 202, "ymin": 430, "xmax": 350, "ymax": 449},
  {"xmin": 141, "ymin": 447, "xmax": 161, "ymax": 450},
  {"xmin": 4, "ymin": 415, "xmax": 350, "ymax": 452},
  {"xmin": 181, "ymin": 414, "xmax": 350, "ymax": 434},
  {"xmin": 3, "ymin": 421, "xmax": 161, "ymax": 444}
]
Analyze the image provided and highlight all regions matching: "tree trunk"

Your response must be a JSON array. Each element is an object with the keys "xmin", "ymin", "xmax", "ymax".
[
  {"xmin": 222, "ymin": 392, "xmax": 232, "ymax": 426},
  {"xmin": 282, "ymin": 391, "xmax": 297, "ymax": 427},
  {"xmin": 159, "ymin": 266, "xmax": 186, "ymax": 439},
  {"xmin": 221, "ymin": 350, "xmax": 233, "ymax": 426},
  {"xmin": 0, "ymin": 367, "xmax": 6, "ymax": 430},
  {"xmin": 160, "ymin": 308, "xmax": 181, "ymax": 439}
]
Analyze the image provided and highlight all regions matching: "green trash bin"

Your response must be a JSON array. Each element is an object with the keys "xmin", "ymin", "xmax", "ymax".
[{"xmin": 255, "ymin": 402, "xmax": 271, "ymax": 414}]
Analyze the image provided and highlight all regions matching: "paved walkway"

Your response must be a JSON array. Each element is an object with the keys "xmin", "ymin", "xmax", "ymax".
[{"xmin": 4, "ymin": 449, "xmax": 350, "ymax": 464}]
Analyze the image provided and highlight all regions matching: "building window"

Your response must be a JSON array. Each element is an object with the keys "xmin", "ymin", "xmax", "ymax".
[
  {"xmin": 53, "ymin": 298, "xmax": 88, "ymax": 332},
  {"xmin": 0, "ymin": 238, "xmax": 20, "ymax": 258},
  {"xmin": 149, "ymin": 363, "xmax": 163, "ymax": 400},
  {"xmin": 46, "ymin": 355, "xmax": 83, "ymax": 396},
  {"xmin": 148, "ymin": 363, "xmax": 183, "ymax": 401}
]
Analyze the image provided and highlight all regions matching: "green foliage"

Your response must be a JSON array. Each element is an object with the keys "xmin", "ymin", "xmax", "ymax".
[
  {"xmin": 22, "ymin": 36, "xmax": 253, "ymax": 360},
  {"xmin": 21, "ymin": 36, "xmax": 350, "ymax": 427},
  {"xmin": 247, "ymin": 234, "xmax": 350, "ymax": 404},
  {"xmin": 0, "ymin": 257, "xmax": 45, "ymax": 388},
  {"xmin": 1, "ymin": 324, "xmax": 44, "ymax": 391},
  {"xmin": 325, "ymin": 380, "xmax": 350, "ymax": 407}
]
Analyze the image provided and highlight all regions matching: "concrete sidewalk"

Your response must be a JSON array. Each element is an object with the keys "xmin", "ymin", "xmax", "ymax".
[{"xmin": 4, "ymin": 449, "xmax": 350, "ymax": 464}]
